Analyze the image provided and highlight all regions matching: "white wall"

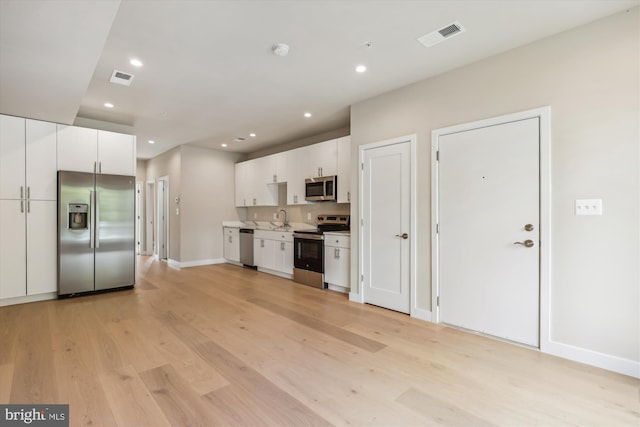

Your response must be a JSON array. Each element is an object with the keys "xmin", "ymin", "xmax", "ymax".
[{"xmin": 350, "ymin": 8, "xmax": 639, "ymax": 375}]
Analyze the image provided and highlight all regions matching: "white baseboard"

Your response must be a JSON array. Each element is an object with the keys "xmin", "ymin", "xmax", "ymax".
[
  {"xmin": 543, "ymin": 339, "xmax": 639, "ymax": 378},
  {"xmin": 349, "ymin": 291, "xmax": 363, "ymax": 303},
  {"xmin": 0, "ymin": 292, "xmax": 57, "ymax": 307},
  {"xmin": 179, "ymin": 258, "xmax": 225, "ymax": 268},
  {"xmin": 327, "ymin": 284, "xmax": 349, "ymax": 293}
]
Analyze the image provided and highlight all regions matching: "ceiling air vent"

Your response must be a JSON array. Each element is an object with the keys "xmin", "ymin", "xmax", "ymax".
[
  {"xmin": 109, "ymin": 69, "xmax": 135, "ymax": 86},
  {"xmin": 417, "ymin": 21, "xmax": 466, "ymax": 48}
]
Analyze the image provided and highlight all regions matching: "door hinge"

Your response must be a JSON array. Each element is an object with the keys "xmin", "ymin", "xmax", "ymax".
[
  {"xmin": 360, "ymin": 218, "xmax": 364, "ymax": 227},
  {"xmin": 436, "ymin": 150, "xmax": 439, "ymax": 161},
  {"xmin": 436, "ymin": 223, "xmax": 439, "ymax": 234},
  {"xmin": 361, "ymin": 162, "xmax": 364, "ymax": 170},
  {"xmin": 437, "ymin": 296, "xmax": 440, "ymax": 306},
  {"xmin": 361, "ymin": 274, "xmax": 364, "ymax": 282}
]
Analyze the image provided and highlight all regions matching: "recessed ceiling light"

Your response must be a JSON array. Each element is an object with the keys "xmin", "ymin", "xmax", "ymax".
[
  {"xmin": 221, "ymin": 143, "xmax": 228, "ymax": 147},
  {"xmin": 355, "ymin": 64, "xmax": 367, "ymax": 73},
  {"xmin": 249, "ymin": 133, "xmax": 256, "ymax": 138},
  {"xmin": 304, "ymin": 112, "xmax": 312, "ymax": 118},
  {"xmin": 148, "ymin": 140, "xmax": 155, "ymax": 144},
  {"xmin": 130, "ymin": 58, "xmax": 143, "ymax": 67},
  {"xmin": 104, "ymin": 102, "xmax": 114, "ymax": 108}
]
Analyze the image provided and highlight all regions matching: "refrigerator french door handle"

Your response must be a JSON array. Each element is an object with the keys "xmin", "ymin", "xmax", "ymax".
[
  {"xmin": 95, "ymin": 191, "xmax": 100, "ymax": 248},
  {"xmin": 90, "ymin": 190, "xmax": 95, "ymax": 248}
]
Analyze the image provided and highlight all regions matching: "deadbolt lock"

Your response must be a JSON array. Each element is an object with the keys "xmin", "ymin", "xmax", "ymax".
[{"xmin": 524, "ymin": 224, "xmax": 534, "ymax": 232}]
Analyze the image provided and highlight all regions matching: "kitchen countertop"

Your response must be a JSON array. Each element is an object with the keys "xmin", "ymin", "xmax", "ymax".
[{"xmin": 222, "ymin": 221, "xmax": 317, "ymax": 232}]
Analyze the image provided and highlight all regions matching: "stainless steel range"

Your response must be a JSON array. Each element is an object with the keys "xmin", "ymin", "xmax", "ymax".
[{"xmin": 293, "ymin": 214, "xmax": 349, "ymax": 288}]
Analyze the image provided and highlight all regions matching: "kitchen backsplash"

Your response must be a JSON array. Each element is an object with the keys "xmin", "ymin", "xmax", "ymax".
[{"xmin": 240, "ymin": 184, "xmax": 350, "ymax": 225}]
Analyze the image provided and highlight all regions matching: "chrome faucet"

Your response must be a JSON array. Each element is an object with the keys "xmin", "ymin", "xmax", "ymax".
[{"xmin": 276, "ymin": 209, "xmax": 289, "ymax": 227}]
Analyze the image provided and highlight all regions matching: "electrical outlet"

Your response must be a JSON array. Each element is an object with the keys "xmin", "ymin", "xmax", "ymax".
[
  {"xmin": 307, "ymin": 212, "xmax": 312, "ymax": 221},
  {"xmin": 575, "ymin": 199, "xmax": 603, "ymax": 216}
]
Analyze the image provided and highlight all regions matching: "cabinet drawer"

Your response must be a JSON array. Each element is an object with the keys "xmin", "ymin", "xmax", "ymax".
[
  {"xmin": 254, "ymin": 229, "xmax": 293, "ymax": 242},
  {"xmin": 324, "ymin": 234, "xmax": 350, "ymax": 248}
]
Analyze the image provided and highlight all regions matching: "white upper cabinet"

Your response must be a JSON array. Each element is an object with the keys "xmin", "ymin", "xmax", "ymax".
[
  {"xmin": 26, "ymin": 119, "xmax": 58, "ymax": 200},
  {"xmin": 235, "ymin": 135, "xmax": 350, "ymax": 207},
  {"xmin": 0, "ymin": 115, "xmax": 26, "ymax": 200},
  {"xmin": 97, "ymin": 130, "xmax": 136, "ymax": 176},
  {"xmin": 336, "ymin": 136, "xmax": 351, "ymax": 203},
  {"xmin": 57, "ymin": 125, "xmax": 98, "ymax": 173},
  {"xmin": 305, "ymin": 139, "xmax": 337, "ymax": 178},
  {"xmin": 286, "ymin": 146, "xmax": 309, "ymax": 205},
  {"xmin": 235, "ymin": 158, "xmax": 278, "ymax": 207},
  {"xmin": 1, "ymin": 115, "xmax": 57, "ymax": 201},
  {"xmin": 57, "ymin": 125, "xmax": 135, "ymax": 176}
]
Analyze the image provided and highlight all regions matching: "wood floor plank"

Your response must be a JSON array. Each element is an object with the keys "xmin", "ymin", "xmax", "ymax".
[
  {"xmin": 48, "ymin": 300, "xmax": 119, "ymax": 426},
  {"xmin": 0, "ymin": 363, "xmax": 14, "ymax": 403},
  {"xmin": 138, "ymin": 364, "xmax": 223, "ymax": 427},
  {"xmin": 248, "ymin": 297, "xmax": 387, "ymax": 353},
  {"xmin": 9, "ymin": 301, "xmax": 58, "ymax": 404},
  {"xmin": 0, "ymin": 304, "xmax": 22, "ymax": 365},
  {"xmin": 99, "ymin": 364, "xmax": 172, "ymax": 427},
  {"xmin": 193, "ymin": 340, "xmax": 333, "ymax": 427}
]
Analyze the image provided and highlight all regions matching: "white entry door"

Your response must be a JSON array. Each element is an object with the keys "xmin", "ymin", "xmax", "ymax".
[
  {"xmin": 437, "ymin": 118, "xmax": 540, "ymax": 347},
  {"xmin": 362, "ymin": 139, "xmax": 412, "ymax": 313}
]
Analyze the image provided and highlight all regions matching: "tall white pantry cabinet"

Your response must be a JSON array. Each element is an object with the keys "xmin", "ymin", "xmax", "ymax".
[
  {"xmin": 0, "ymin": 115, "xmax": 58, "ymax": 299},
  {"xmin": 0, "ymin": 114, "xmax": 136, "ymax": 305}
]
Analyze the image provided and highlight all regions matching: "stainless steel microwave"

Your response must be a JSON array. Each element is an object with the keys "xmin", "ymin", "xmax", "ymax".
[{"xmin": 305, "ymin": 175, "xmax": 337, "ymax": 201}]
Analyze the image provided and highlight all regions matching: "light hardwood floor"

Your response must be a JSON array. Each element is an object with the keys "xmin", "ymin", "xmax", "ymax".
[{"xmin": 1, "ymin": 257, "xmax": 638, "ymax": 426}]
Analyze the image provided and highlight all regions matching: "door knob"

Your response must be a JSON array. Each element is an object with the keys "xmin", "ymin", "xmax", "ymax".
[
  {"xmin": 514, "ymin": 240, "xmax": 534, "ymax": 248},
  {"xmin": 395, "ymin": 233, "xmax": 409, "ymax": 239}
]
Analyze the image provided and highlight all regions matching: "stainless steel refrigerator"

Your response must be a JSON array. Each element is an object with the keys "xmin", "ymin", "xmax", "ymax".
[{"xmin": 58, "ymin": 171, "xmax": 135, "ymax": 296}]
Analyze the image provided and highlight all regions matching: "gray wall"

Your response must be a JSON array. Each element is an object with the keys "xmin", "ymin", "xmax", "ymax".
[
  {"xmin": 141, "ymin": 145, "xmax": 244, "ymax": 264},
  {"xmin": 180, "ymin": 145, "xmax": 244, "ymax": 263},
  {"xmin": 144, "ymin": 146, "xmax": 182, "ymax": 262},
  {"xmin": 350, "ymin": 9, "xmax": 639, "ymax": 364}
]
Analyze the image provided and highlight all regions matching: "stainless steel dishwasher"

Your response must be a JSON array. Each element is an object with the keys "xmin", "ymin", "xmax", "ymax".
[{"xmin": 239, "ymin": 228, "xmax": 256, "ymax": 268}]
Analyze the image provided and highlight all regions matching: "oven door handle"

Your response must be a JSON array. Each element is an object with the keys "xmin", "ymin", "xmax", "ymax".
[{"xmin": 297, "ymin": 241, "xmax": 301, "ymax": 258}]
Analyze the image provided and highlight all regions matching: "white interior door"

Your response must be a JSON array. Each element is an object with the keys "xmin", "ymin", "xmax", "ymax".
[
  {"xmin": 362, "ymin": 140, "xmax": 411, "ymax": 314},
  {"xmin": 437, "ymin": 118, "xmax": 540, "ymax": 347}
]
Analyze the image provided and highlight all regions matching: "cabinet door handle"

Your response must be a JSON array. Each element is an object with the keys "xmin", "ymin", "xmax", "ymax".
[
  {"xmin": 26, "ymin": 186, "xmax": 30, "ymax": 200},
  {"xmin": 94, "ymin": 161, "xmax": 97, "ymax": 174},
  {"xmin": 273, "ymin": 174, "xmax": 277, "ymax": 183},
  {"xmin": 335, "ymin": 248, "xmax": 340, "ymax": 259},
  {"xmin": 20, "ymin": 186, "xmax": 24, "ymax": 199},
  {"xmin": 229, "ymin": 236, "xmax": 232, "ymax": 243},
  {"xmin": 99, "ymin": 161, "xmax": 102, "ymax": 174},
  {"xmin": 253, "ymin": 198, "xmax": 257, "ymax": 205},
  {"xmin": 280, "ymin": 241, "xmax": 285, "ymax": 251},
  {"xmin": 261, "ymin": 239, "xmax": 264, "ymax": 248},
  {"xmin": 20, "ymin": 199, "xmax": 24, "ymax": 213},
  {"xmin": 347, "ymin": 191, "xmax": 350, "ymax": 202},
  {"xmin": 27, "ymin": 200, "xmax": 30, "ymax": 214},
  {"xmin": 294, "ymin": 195, "xmax": 298, "ymax": 203}
]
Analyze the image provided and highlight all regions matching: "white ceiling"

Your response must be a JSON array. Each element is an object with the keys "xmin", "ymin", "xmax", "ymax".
[{"xmin": 1, "ymin": 0, "xmax": 638, "ymax": 159}]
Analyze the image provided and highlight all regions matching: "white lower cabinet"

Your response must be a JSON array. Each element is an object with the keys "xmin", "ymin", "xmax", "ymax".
[
  {"xmin": 0, "ymin": 199, "xmax": 57, "ymax": 299},
  {"xmin": 223, "ymin": 227, "xmax": 240, "ymax": 263},
  {"xmin": 254, "ymin": 230, "xmax": 293, "ymax": 277},
  {"xmin": 324, "ymin": 233, "xmax": 350, "ymax": 292}
]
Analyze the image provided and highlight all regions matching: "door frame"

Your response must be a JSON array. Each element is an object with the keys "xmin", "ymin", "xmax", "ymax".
[
  {"xmin": 431, "ymin": 106, "xmax": 551, "ymax": 350},
  {"xmin": 357, "ymin": 134, "xmax": 418, "ymax": 316},
  {"xmin": 156, "ymin": 176, "xmax": 170, "ymax": 260}
]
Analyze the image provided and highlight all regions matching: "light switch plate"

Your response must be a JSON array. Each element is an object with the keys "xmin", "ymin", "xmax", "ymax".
[{"xmin": 575, "ymin": 199, "xmax": 602, "ymax": 216}]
